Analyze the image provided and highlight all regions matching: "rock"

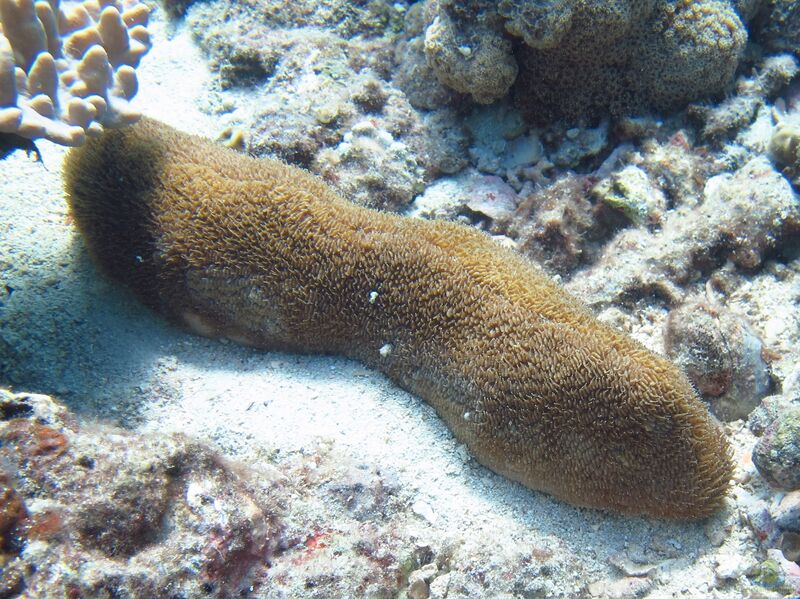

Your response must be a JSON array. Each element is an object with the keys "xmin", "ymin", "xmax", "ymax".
[
  {"xmin": 550, "ymin": 122, "xmax": 609, "ymax": 168},
  {"xmin": 408, "ymin": 563, "xmax": 438, "ymax": 599},
  {"xmin": 781, "ymin": 364, "xmax": 800, "ymax": 401},
  {"xmin": 314, "ymin": 119, "xmax": 426, "ymax": 211},
  {"xmin": 591, "ymin": 165, "xmax": 666, "ymax": 226},
  {"xmin": 753, "ymin": 405, "xmax": 800, "ymax": 490},
  {"xmin": 409, "ymin": 169, "xmax": 518, "ymax": 227},
  {"xmin": 773, "ymin": 490, "xmax": 800, "ymax": 532},
  {"xmin": 781, "ymin": 532, "xmax": 800, "ymax": 563},
  {"xmin": 411, "ymin": 499, "xmax": 437, "ymax": 524},
  {"xmin": 715, "ymin": 553, "xmax": 754, "ymax": 580},
  {"xmin": 587, "ymin": 576, "xmax": 653, "ymax": 598},
  {"xmin": 464, "ymin": 101, "xmax": 529, "ymax": 175},
  {"xmin": 664, "ymin": 300, "xmax": 771, "ymax": 421},
  {"xmin": 568, "ymin": 157, "xmax": 800, "ymax": 309},
  {"xmin": 609, "ymin": 553, "xmax": 657, "ymax": 577},
  {"xmin": 503, "ymin": 173, "xmax": 607, "ymax": 276},
  {"xmin": 325, "ymin": 463, "xmax": 401, "ymax": 522},
  {"xmin": 428, "ymin": 573, "xmax": 451, "ymax": 599},
  {"xmin": 747, "ymin": 549, "xmax": 800, "ymax": 595},
  {"xmin": 749, "ymin": 395, "xmax": 794, "ymax": 436},
  {"xmin": 740, "ymin": 494, "xmax": 781, "ymax": 547}
]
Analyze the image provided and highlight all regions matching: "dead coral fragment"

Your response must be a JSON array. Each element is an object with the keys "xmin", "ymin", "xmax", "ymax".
[
  {"xmin": 66, "ymin": 118, "xmax": 733, "ymax": 520},
  {"xmin": 0, "ymin": 0, "xmax": 151, "ymax": 147}
]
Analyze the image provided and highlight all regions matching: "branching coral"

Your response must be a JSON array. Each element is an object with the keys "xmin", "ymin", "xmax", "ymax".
[{"xmin": 0, "ymin": 0, "xmax": 151, "ymax": 147}]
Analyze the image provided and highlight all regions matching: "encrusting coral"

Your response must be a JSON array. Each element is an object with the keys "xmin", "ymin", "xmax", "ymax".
[
  {"xmin": 0, "ymin": 0, "xmax": 151, "ymax": 148},
  {"xmin": 423, "ymin": 0, "xmax": 751, "ymax": 119},
  {"xmin": 64, "ymin": 118, "xmax": 734, "ymax": 520}
]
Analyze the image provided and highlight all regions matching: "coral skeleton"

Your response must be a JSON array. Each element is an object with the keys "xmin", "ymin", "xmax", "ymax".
[{"xmin": 0, "ymin": 0, "xmax": 150, "ymax": 147}]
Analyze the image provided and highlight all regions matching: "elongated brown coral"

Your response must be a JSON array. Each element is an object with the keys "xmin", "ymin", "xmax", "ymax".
[
  {"xmin": 64, "ymin": 118, "xmax": 733, "ymax": 520},
  {"xmin": 0, "ymin": 0, "xmax": 151, "ymax": 147}
]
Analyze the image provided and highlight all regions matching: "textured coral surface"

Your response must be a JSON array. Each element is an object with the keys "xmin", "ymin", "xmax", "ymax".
[
  {"xmin": 0, "ymin": 389, "xmax": 284, "ymax": 597},
  {"xmin": 424, "ymin": 0, "xmax": 751, "ymax": 119},
  {"xmin": 64, "ymin": 117, "xmax": 733, "ymax": 520}
]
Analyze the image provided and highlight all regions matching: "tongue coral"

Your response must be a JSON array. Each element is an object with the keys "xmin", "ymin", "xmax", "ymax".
[{"xmin": 64, "ymin": 117, "xmax": 733, "ymax": 520}]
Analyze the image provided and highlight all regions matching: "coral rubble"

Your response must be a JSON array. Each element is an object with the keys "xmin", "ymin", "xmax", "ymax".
[
  {"xmin": 0, "ymin": 388, "xmax": 284, "ymax": 597},
  {"xmin": 182, "ymin": 0, "xmax": 449, "ymax": 211},
  {"xmin": 567, "ymin": 157, "xmax": 800, "ymax": 309}
]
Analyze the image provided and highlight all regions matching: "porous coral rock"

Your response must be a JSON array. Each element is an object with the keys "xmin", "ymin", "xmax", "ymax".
[
  {"xmin": 497, "ymin": 0, "xmax": 577, "ymax": 49},
  {"xmin": 0, "ymin": 0, "xmax": 151, "ymax": 147},
  {"xmin": 769, "ymin": 112, "xmax": 800, "ymax": 188},
  {"xmin": 749, "ymin": 394, "xmax": 795, "ymax": 435},
  {"xmin": 633, "ymin": 133, "xmax": 717, "ymax": 209},
  {"xmin": 313, "ymin": 118, "xmax": 425, "ymax": 211},
  {"xmin": 754, "ymin": 0, "xmax": 800, "ymax": 57},
  {"xmin": 461, "ymin": 99, "xmax": 549, "ymax": 179},
  {"xmin": 548, "ymin": 121, "xmax": 610, "ymax": 169},
  {"xmin": 393, "ymin": 22, "xmax": 457, "ymax": 110},
  {"xmin": 232, "ymin": 0, "xmax": 409, "ymax": 39},
  {"xmin": 187, "ymin": 0, "xmax": 458, "ymax": 204},
  {"xmin": 690, "ymin": 54, "xmax": 799, "ymax": 141},
  {"xmin": 423, "ymin": 3, "xmax": 517, "ymax": 105},
  {"xmin": 591, "ymin": 165, "xmax": 666, "ymax": 226},
  {"xmin": 501, "ymin": 174, "xmax": 606, "ymax": 276}
]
